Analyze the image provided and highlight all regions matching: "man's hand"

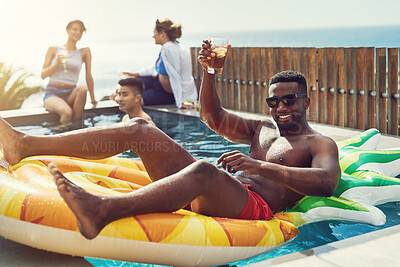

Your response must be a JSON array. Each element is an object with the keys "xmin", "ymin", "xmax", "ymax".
[
  {"xmin": 198, "ymin": 39, "xmax": 214, "ymax": 71},
  {"xmin": 217, "ymin": 150, "xmax": 262, "ymax": 175}
]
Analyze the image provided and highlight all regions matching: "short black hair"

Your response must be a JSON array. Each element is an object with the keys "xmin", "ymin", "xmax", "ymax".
[
  {"xmin": 269, "ymin": 71, "xmax": 308, "ymax": 95},
  {"xmin": 118, "ymin": 77, "xmax": 145, "ymax": 95}
]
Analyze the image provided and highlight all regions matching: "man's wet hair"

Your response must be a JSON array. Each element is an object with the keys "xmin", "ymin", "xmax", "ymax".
[
  {"xmin": 269, "ymin": 71, "xmax": 308, "ymax": 95},
  {"xmin": 118, "ymin": 77, "xmax": 145, "ymax": 96}
]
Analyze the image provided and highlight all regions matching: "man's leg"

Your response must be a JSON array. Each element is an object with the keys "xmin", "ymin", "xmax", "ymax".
[
  {"xmin": 0, "ymin": 117, "xmax": 194, "ymax": 181},
  {"xmin": 50, "ymin": 159, "xmax": 249, "ymax": 239}
]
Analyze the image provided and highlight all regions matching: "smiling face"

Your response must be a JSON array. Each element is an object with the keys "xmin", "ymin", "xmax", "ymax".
[
  {"xmin": 116, "ymin": 86, "xmax": 141, "ymax": 113},
  {"xmin": 268, "ymin": 82, "xmax": 310, "ymax": 132},
  {"xmin": 67, "ymin": 22, "xmax": 84, "ymax": 42}
]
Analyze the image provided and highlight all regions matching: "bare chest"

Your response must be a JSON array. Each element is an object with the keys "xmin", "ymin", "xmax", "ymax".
[{"xmin": 249, "ymin": 129, "xmax": 312, "ymax": 167}]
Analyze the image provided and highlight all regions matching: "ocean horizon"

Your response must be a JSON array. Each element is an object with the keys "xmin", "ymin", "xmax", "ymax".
[{"xmin": 20, "ymin": 25, "xmax": 400, "ymax": 109}]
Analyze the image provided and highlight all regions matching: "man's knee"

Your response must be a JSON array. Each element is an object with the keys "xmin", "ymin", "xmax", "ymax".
[{"xmin": 189, "ymin": 159, "xmax": 223, "ymax": 183}]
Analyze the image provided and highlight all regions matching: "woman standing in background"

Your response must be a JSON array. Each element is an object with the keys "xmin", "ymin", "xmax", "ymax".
[
  {"xmin": 121, "ymin": 18, "xmax": 197, "ymax": 109},
  {"xmin": 41, "ymin": 20, "xmax": 96, "ymax": 123}
]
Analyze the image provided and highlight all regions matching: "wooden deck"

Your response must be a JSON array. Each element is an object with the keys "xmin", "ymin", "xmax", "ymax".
[{"xmin": 190, "ymin": 47, "xmax": 400, "ymax": 136}]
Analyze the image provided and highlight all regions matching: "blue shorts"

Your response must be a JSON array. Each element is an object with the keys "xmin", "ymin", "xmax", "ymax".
[
  {"xmin": 140, "ymin": 76, "xmax": 175, "ymax": 106},
  {"xmin": 43, "ymin": 84, "xmax": 75, "ymax": 102}
]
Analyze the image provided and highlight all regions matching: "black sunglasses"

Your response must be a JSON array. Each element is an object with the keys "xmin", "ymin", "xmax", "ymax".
[{"xmin": 266, "ymin": 94, "xmax": 306, "ymax": 108}]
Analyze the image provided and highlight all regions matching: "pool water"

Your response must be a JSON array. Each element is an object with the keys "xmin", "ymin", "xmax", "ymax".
[
  {"xmin": 15, "ymin": 110, "xmax": 400, "ymax": 267},
  {"xmin": 230, "ymin": 201, "xmax": 400, "ymax": 266},
  {"xmin": 15, "ymin": 111, "xmax": 250, "ymax": 162}
]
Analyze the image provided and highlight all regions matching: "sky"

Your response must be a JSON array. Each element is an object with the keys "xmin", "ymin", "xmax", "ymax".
[{"xmin": 1, "ymin": 0, "xmax": 400, "ymax": 85}]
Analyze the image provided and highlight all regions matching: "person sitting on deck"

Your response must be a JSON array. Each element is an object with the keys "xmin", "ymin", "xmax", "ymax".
[
  {"xmin": 119, "ymin": 18, "xmax": 198, "ymax": 109},
  {"xmin": 0, "ymin": 40, "xmax": 341, "ymax": 240},
  {"xmin": 41, "ymin": 20, "xmax": 97, "ymax": 124},
  {"xmin": 115, "ymin": 77, "xmax": 154, "ymax": 125}
]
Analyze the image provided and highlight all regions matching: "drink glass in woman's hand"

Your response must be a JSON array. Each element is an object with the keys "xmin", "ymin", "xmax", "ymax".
[
  {"xmin": 207, "ymin": 37, "xmax": 229, "ymax": 75},
  {"xmin": 58, "ymin": 49, "xmax": 68, "ymax": 72}
]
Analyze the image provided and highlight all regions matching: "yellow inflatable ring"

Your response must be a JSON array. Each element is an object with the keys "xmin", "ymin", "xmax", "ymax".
[{"xmin": 0, "ymin": 156, "xmax": 298, "ymax": 267}]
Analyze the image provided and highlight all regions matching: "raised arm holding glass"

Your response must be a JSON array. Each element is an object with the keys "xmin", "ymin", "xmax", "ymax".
[{"xmin": 41, "ymin": 20, "xmax": 96, "ymax": 123}]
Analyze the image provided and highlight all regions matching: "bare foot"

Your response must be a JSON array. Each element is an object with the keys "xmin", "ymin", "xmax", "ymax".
[
  {"xmin": 49, "ymin": 163, "xmax": 107, "ymax": 239},
  {"xmin": 0, "ymin": 117, "xmax": 26, "ymax": 165}
]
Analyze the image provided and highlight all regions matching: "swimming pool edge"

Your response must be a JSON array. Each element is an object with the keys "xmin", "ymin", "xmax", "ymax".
[{"xmin": 246, "ymin": 224, "xmax": 400, "ymax": 266}]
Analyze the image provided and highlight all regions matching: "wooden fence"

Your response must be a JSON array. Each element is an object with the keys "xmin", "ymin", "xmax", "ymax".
[{"xmin": 190, "ymin": 47, "xmax": 400, "ymax": 136}]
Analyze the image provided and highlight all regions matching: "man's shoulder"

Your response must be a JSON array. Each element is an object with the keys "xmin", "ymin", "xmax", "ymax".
[
  {"xmin": 307, "ymin": 131, "xmax": 335, "ymax": 141},
  {"xmin": 251, "ymin": 118, "xmax": 278, "ymax": 139},
  {"xmin": 121, "ymin": 114, "xmax": 129, "ymax": 122},
  {"xmin": 142, "ymin": 112, "xmax": 155, "ymax": 125},
  {"xmin": 307, "ymin": 133, "xmax": 338, "ymax": 152},
  {"xmin": 256, "ymin": 118, "xmax": 276, "ymax": 129}
]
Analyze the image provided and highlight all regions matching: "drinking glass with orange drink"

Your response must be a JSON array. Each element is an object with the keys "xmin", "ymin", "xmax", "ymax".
[{"xmin": 207, "ymin": 37, "xmax": 229, "ymax": 74}]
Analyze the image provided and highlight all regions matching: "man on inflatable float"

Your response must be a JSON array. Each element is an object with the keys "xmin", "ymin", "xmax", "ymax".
[{"xmin": 0, "ymin": 39, "xmax": 341, "ymax": 240}]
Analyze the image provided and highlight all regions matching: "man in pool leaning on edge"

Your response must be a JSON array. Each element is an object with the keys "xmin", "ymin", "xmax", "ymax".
[
  {"xmin": 0, "ymin": 39, "xmax": 341, "ymax": 240},
  {"xmin": 114, "ymin": 77, "xmax": 155, "ymax": 125}
]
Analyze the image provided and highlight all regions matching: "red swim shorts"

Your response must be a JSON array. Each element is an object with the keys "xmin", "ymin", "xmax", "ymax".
[{"xmin": 236, "ymin": 184, "xmax": 273, "ymax": 220}]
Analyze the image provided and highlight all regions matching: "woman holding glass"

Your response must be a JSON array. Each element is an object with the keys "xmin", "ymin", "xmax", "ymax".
[
  {"xmin": 41, "ymin": 20, "xmax": 96, "ymax": 123},
  {"xmin": 121, "ymin": 18, "xmax": 197, "ymax": 108}
]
